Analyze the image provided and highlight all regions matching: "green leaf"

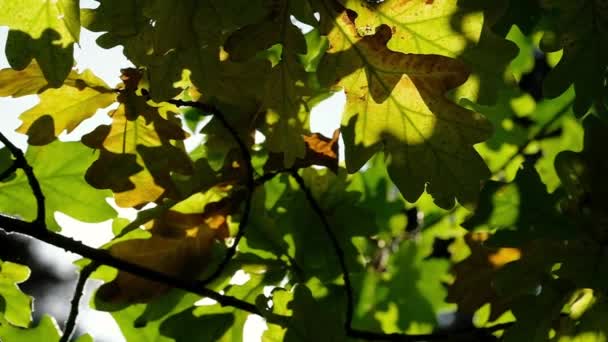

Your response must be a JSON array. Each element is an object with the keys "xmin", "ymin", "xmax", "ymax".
[
  {"xmin": 82, "ymin": 0, "xmax": 270, "ymax": 105},
  {"xmin": 502, "ymin": 280, "xmax": 572, "ymax": 342},
  {"xmin": 353, "ymin": 221, "xmax": 453, "ymax": 333},
  {"xmin": 159, "ymin": 308, "xmax": 234, "ymax": 342},
  {"xmin": 271, "ymin": 168, "xmax": 376, "ymax": 281},
  {"xmin": 463, "ymin": 161, "xmax": 574, "ymax": 245},
  {"xmin": 554, "ymin": 115, "xmax": 608, "ymax": 239},
  {"xmin": 0, "ymin": 141, "xmax": 117, "ymax": 231},
  {"xmin": 223, "ymin": 1, "xmax": 319, "ymax": 167},
  {"xmin": 263, "ymin": 284, "xmax": 346, "ymax": 341},
  {"xmin": 0, "ymin": 260, "xmax": 32, "ymax": 328},
  {"xmin": 0, "ymin": 314, "xmax": 61, "ymax": 342},
  {"xmin": 346, "ymin": 154, "xmax": 408, "ymax": 238},
  {"xmin": 554, "ymin": 299, "xmax": 608, "ymax": 342},
  {"xmin": 96, "ymin": 291, "xmax": 200, "ymax": 342},
  {"xmin": 540, "ymin": 0, "xmax": 608, "ymax": 115},
  {"xmin": 317, "ymin": 4, "xmax": 492, "ymax": 208},
  {"xmin": 0, "ymin": 0, "xmax": 79, "ymax": 86},
  {"xmin": 74, "ymin": 334, "xmax": 94, "ymax": 342},
  {"xmin": 0, "ymin": 63, "xmax": 116, "ymax": 145}
]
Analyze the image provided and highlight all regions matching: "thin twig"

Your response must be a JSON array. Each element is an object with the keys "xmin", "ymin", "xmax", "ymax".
[
  {"xmin": 289, "ymin": 170, "xmax": 355, "ymax": 332},
  {"xmin": 166, "ymin": 99, "xmax": 255, "ymax": 286},
  {"xmin": 254, "ymin": 170, "xmax": 287, "ymax": 187},
  {"xmin": 60, "ymin": 263, "xmax": 97, "ymax": 342},
  {"xmin": 0, "ymin": 214, "xmax": 263, "ymax": 317},
  {"xmin": 0, "ymin": 132, "xmax": 46, "ymax": 227}
]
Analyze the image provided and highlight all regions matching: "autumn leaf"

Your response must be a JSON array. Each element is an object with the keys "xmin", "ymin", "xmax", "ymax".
[
  {"xmin": 337, "ymin": 0, "xmax": 518, "ymax": 103},
  {"xmin": 264, "ymin": 130, "xmax": 340, "ymax": 172},
  {"xmin": 318, "ymin": 4, "xmax": 492, "ymax": 208},
  {"xmin": 0, "ymin": 62, "xmax": 116, "ymax": 145},
  {"xmin": 97, "ymin": 190, "xmax": 236, "ymax": 303},
  {"xmin": 82, "ymin": 69, "xmax": 191, "ymax": 207}
]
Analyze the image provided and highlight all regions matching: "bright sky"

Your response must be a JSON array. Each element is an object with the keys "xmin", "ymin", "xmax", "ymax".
[{"xmin": 0, "ymin": 6, "xmax": 345, "ymax": 341}]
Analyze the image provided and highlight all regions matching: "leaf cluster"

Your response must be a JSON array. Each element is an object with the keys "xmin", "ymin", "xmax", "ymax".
[{"xmin": 0, "ymin": 0, "xmax": 607, "ymax": 341}]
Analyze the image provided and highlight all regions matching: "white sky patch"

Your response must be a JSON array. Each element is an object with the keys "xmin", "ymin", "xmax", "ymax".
[
  {"xmin": 194, "ymin": 296, "xmax": 218, "ymax": 307},
  {"xmin": 74, "ymin": 29, "xmax": 134, "ymax": 87},
  {"xmin": 244, "ymin": 314, "xmax": 268, "ymax": 342},
  {"xmin": 229, "ymin": 269, "xmax": 251, "ymax": 286},
  {"xmin": 290, "ymin": 15, "xmax": 314, "ymax": 34}
]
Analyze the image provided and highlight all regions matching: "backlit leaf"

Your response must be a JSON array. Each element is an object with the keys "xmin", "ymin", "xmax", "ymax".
[
  {"xmin": 97, "ymin": 195, "xmax": 232, "ymax": 303},
  {"xmin": 0, "ymin": 314, "xmax": 61, "ymax": 342},
  {"xmin": 0, "ymin": 260, "xmax": 32, "ymax": 328},
  {"xmin": 318, "ymin": 4, "xmax": 492, "ymax": 208},
  {"xmin": 337, "ymin": 0, "xmax": 518, "ymax": 103},
  {"xmin": 82, "ymin": 69, "xmax": 190, "ymax": 207},
  {"xmin": 0, "ymin": 0, "xmax": 79, "ymax": 86},
  {"xmin": 0, "ymin": 141, "xmax": 116, "ymax": 231}
]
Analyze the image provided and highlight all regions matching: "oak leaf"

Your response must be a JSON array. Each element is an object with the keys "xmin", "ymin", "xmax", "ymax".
[{"xmin": 318, "ymin": 5, "xmax": 492, "ymax": 208}]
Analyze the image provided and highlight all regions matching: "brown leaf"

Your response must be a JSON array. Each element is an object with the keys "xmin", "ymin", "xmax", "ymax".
[
  {"xmin": 97, "ymin": 210, "xmax": 222, "ymax": 303},
  {"xmin": 82, "ymin": 69, "xmax": 190, "ymax": 207},
  {"xmin": 265, "ymin": 129, "xmax": 340, "ymax": 172}
]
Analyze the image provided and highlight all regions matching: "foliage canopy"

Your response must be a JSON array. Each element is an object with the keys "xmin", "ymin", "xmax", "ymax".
[{"xmin": 0, "ymin": 0, "xmax": 607, "ymax": 341}]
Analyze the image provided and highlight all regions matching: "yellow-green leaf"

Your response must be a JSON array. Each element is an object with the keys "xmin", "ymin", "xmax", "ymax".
[
  {"xmin": 318, "ymin": 7, "xmax": 492, "ymax": 208},
  {"xmin": 0, "ymin": 260, "xmax": 32, "ymax": 328},
  {"xmin": 82, "ymin": 72, "xmax": 190, "ymax": 207},
  {"xmin": 337, "ymin": 0, "xmax": 518, "ymax": 103},
  {"xmin": 0, "ymin": 0, "xmax": 80, "ymax": 86},
  {"xmin": 0, "ymin": 63, "xmax": 116, "ymax": 145}
]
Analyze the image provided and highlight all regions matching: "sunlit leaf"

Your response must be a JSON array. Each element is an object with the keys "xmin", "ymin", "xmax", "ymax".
[
  {"xmin": 0, "ymin": 260, "xmax": 31, "ymax": 328},
  {"xmin": 0, "ymin": 0, "xmax": 79, "ymax": 86},
  {"xmin": 318, "ymin": 4, "xmax": 492, "ymax": 208},
  {"xmin": 0, "ymin": 141, "xmax": 116, "ymax": 231},
  {"xmin": 0, "ymin": 314, "xmax": 61, "ymax": 342},
  {"xmin": 337, "ymin": 0, "xmax": 518, "ymax": 103},
  {"xmin": 82, "ymin": 69, "xmax": 190, "ymax": 207},
  {"xmin": 97, "ymin": 189, "xmax": 236, "ymax": 303}
]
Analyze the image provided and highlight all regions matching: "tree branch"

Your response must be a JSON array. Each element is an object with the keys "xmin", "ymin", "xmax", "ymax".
[
  {"xmin": 0, "ymin": 132, "xmax": 46, "ymax": 227},
  {"xmin": 60, "ymin": 263, "xmax": 97, "ymax": 342},
  {"xmin": 0, "ymin": 214, "xmax": 262, "ymax": 317}
]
